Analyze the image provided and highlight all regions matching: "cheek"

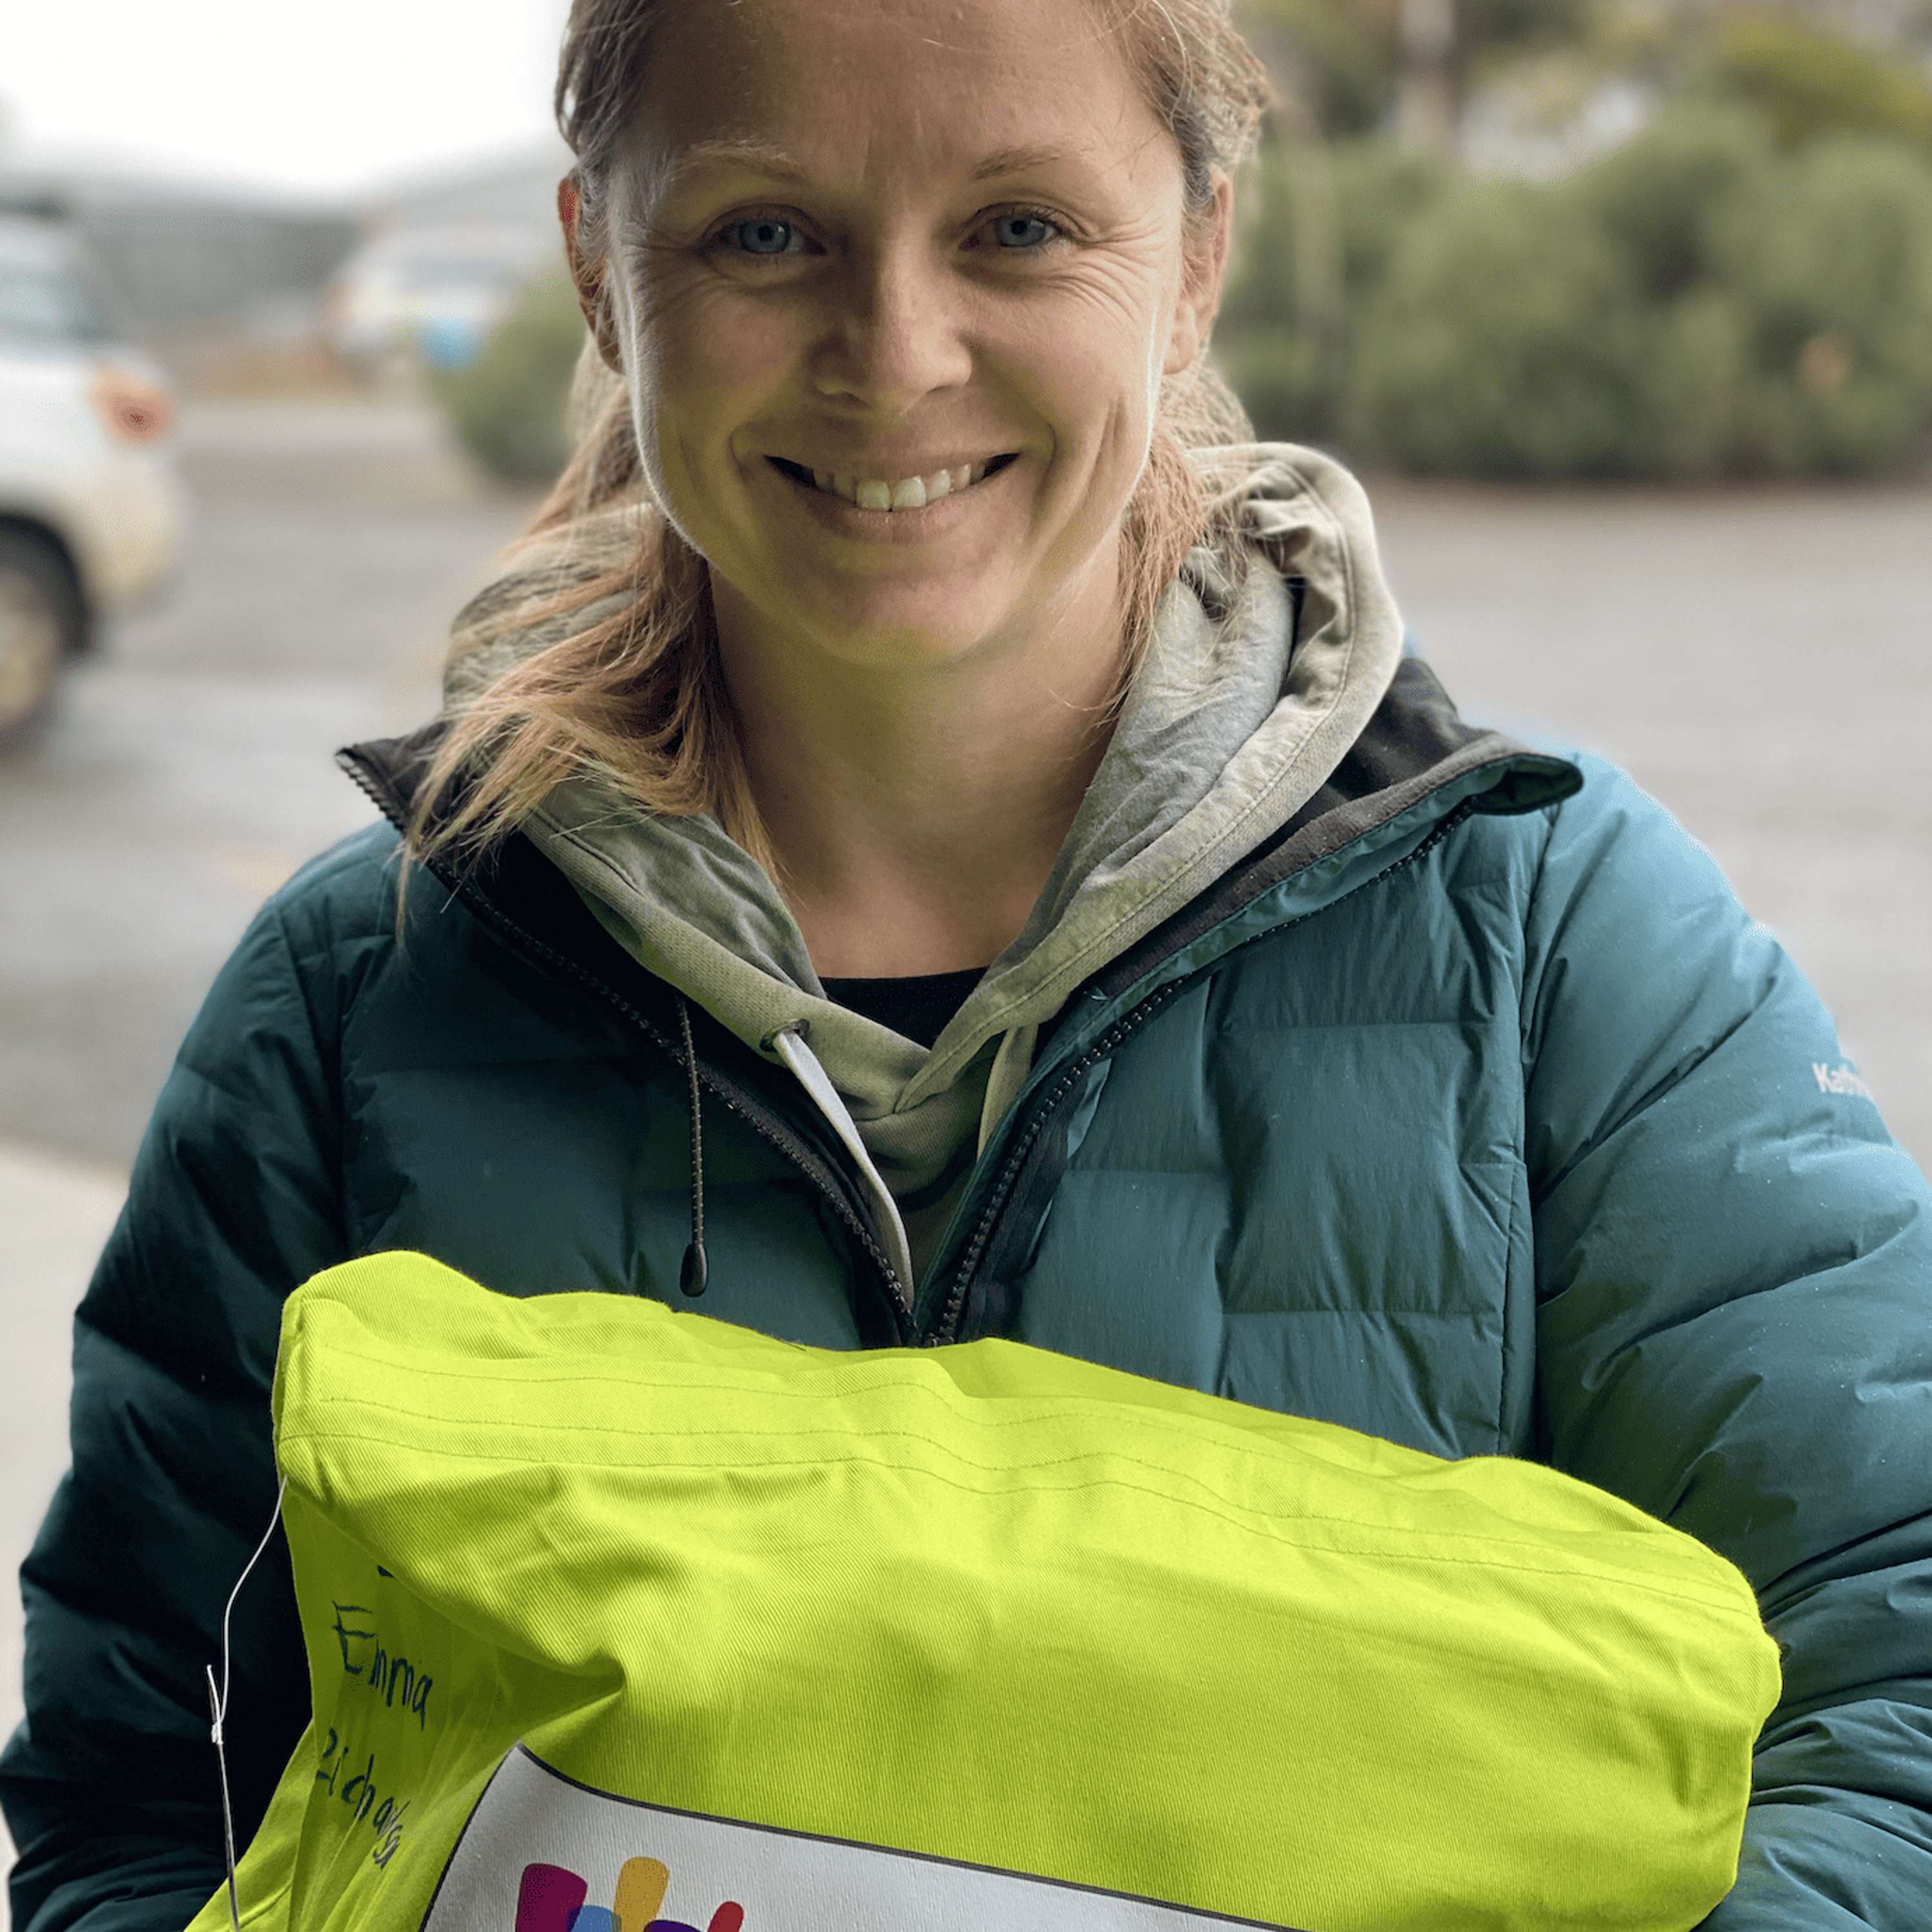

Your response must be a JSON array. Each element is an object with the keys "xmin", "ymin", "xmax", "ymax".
[
  {"xmin": 616, "ymin": 302, "xmax": 752, "ymax": 503},
  {"xmin": 1034, "ymin": 290, "xmax": 1162, "ymax": 449},
  {"xmin": 604, "ymin": 277, "xmax": 665, "ymax": 434},
  {"xmin": 650, "ymin": 285, "xmax": 795, "ymax": 409},
  {"xmin": 616, "ymin": 261, "xmax": 762, "ymax": 397},
  {"xmin": 1045, "ymin": 346, "xmax": 1157, "ymax": 513}
]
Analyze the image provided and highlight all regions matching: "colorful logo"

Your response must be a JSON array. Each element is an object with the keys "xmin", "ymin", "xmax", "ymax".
[{"xmin": 515, "ymin": 1856, "xmax": 744, "ymax": 1932}]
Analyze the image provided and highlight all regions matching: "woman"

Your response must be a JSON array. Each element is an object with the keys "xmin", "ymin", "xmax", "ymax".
[{"xmin": 5, "ymin": 0, "xmax": 1929, "ymax": 1926}]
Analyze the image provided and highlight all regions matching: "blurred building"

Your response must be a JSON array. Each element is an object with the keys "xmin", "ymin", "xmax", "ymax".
[
  {"xmin": 362, "ymin": 135, "xmax": 573, "ymax": 260},
  {"xmin": 327, "ymin": 138, "xmax": 572, "ymax": 374},
  {"xmin": 0, "ymin": 158, "xmax": 359, "ymax": 345},
  {"xmin": 0, "ymin": 135, "xmax": 576, "ymax": 387}
]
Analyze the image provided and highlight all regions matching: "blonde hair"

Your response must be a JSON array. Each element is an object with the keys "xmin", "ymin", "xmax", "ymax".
[{"xmin": 408, "ymin": 0, "xmax": 1278, "ymax": 892}]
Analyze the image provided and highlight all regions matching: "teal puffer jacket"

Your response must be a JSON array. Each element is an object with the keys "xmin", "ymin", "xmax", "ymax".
[{"xmin": 4, "ymin": 659, "xmax": 1929, "ymax": 1929}]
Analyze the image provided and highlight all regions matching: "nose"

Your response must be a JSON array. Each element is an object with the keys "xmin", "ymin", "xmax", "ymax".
[{"xmin": 810, "ymin": 236, "xmax": 974, "ymax": 414}]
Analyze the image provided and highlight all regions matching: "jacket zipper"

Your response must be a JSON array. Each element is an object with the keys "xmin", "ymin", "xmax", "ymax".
[
  {"xmin": 334, "ymin": 750, "xmax": 917, "ymax": 1334},
  {"xmin": 931, "ymin": 794, "xmax": 1484, "ymax": 1343}
]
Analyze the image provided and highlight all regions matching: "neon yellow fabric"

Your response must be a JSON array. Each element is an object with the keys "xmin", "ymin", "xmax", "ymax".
[{"xmin": 193, "ymin": 1252, "xmax": 1781, "ymax": 1932}]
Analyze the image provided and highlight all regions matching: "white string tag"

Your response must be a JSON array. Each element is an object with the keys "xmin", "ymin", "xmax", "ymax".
[{"xmin": 205, "ymin": 1475, "xmax": 290, "ymax": 1932}]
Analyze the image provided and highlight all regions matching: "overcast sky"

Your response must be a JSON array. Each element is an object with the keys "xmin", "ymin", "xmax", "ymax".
[{"xmin": 1, "ymin": 0, "xmax": 574, "ymax": 199}]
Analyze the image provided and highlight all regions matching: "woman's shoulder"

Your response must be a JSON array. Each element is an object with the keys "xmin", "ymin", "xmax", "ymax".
[
  {"xmin": 1444, "ymin": 705, "xmax": 1717, "ymax": 896},
  {"xmin": 264, "ymin": 819, "xmax": 406, "ymax": 946},
  {"xmin": 194, "ymin": 821, "xmax": 420, "ymax": 1037},
  {"xmin": 1517, "ymin": 741, "xmax": 1741, "ymax": 918}
]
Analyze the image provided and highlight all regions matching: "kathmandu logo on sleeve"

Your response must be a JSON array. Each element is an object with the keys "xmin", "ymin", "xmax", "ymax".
[
  {"xmin": 515, "ymin": 1857, "xmax": 743, "ymax": 1932},
  {"xmin": 1813, "ymin": 1060, "xmax": 1875, "ymax": 1100}
]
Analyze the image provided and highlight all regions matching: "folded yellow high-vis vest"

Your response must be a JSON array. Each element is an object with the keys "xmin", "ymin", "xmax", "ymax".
[{"xmin": 191, "ymin": 1252, "xmax": 1781, "ymax": 1932}]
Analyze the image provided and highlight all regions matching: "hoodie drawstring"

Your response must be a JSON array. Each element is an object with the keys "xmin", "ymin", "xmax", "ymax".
[
  {"xmin": 676, "ymin": 996, "xmax": 708, "ymax": 1297},
  {"xmin": 672, "ymin": 1005, "xmax": 917, "ymax": 1310},
  {"xmin": 766, "ymin": 1021, "xmax": 916, "ymax": 1304}
]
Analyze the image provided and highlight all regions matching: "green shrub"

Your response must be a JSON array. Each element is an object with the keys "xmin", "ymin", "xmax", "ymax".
[
  {"xmin": 1215, "ymin": 325, "xmax": 1338, "ymax": 442},
  {"xmin": 1218, "ymin": 101, "xmax": 1932, "ymax": 480},
  {"xmin": 1346, "ymin": 179, "xmax": 1653, "ymax": 477},
  {"xmin": 1717, "ymin": 138, "xmax": 1932, "ymax": 472},
  {"xmin": 1222, "ymin": 135, "xmax": 1453, "ymax": 325},
  {"xmin": 1219, "ymin": 138, "xmax": 1343, "ymax": 439},
  {"xmin": 1631, "ymin": 286, "xmax": 1752, "ymax": 480},
  {"xmin": 1331, "ymin": 138, "xmax": 1457, "ymax": 308},
  {"xmin": 1572, "ymin": 101, "xmax": 1777, "ymax": 300},
  {"xmin": 1559, "ymin": 102, "xmax": 1775, "ymax": 476},
  {"xmin": 1216, "ymin": 135, "xmax": 1452, "ymax": 440},
  {"xmin": 430, "ymin": 273, "xmax": 589, "ymax": 486},
  {"xmin": 1220, "ymin": 140, "xmax": 1315, "ymax": 337}
]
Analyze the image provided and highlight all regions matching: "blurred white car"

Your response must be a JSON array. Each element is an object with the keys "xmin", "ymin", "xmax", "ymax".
[
  {"xmin": 0, "ymin": 213, "xmax": 187, "ymax": 743},
  {"xmin": 326, "ymin": 225, "xmax": 557, "ymax": 374}
]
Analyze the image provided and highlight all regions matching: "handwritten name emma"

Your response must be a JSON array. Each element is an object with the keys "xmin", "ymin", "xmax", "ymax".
[{"xmin": 330, "ymin": 1602, "xmax": 434, "ymax": 1729}]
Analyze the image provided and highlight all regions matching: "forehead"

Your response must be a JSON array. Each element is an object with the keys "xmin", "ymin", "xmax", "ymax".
[{"xmin": 628, "ymin": 0, "xmax": 1164, "ymax": 196}]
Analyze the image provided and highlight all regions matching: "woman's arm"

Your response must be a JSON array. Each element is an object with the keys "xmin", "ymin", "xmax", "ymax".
[
  {"xmin": 1522, "ymin": 756, "xmax": 1932, "ymax": 1930},
  {"xmin": 1, "ymin": 886, "xmax": 350, "ymax": 1932}
]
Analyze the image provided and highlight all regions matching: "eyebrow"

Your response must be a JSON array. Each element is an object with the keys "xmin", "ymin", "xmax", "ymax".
[{"xmin": 660, "ymin": 139, "xmax": 1086, "ymax": 191}]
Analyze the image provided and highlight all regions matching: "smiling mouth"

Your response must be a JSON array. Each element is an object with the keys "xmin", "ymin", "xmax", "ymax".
[{"xmin": 767, "ymin": 453, "xmax": 1021, "ymax": 510}]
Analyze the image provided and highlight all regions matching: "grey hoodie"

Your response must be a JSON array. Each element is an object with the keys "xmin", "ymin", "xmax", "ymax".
[{"xmin": 444, "ymin": 443, "xmax": 1406, "ymax": 1296}]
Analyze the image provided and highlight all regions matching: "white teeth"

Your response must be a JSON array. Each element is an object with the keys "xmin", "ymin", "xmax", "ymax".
[{"xmin": 799, "ymin": 459, "xmax": 1004, "ymax": 509}]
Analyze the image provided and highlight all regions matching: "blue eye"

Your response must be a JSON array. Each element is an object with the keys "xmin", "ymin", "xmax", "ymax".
[
  {"xmin": 726, "ymin": 216, "xmax": 797, "ymax": 258},
  {"xmin": 992, "ymin": 213, "xmax": 1059, "ymax": 251},
  {"xmin": 708, "ymin": 205, "xmax": 1067, "ymax": 261}
]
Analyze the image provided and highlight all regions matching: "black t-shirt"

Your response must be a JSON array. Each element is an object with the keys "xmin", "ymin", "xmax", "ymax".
[{"xmin": 819, "ymin": 966, "xmax": 988, "ymax": 1049}]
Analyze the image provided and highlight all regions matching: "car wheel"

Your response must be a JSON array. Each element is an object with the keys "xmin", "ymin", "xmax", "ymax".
[{"xmin": 0, "ymin": 527, "xmax": 84, "ymax": 748}]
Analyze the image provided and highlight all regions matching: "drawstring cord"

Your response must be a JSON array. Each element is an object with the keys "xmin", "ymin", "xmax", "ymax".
[
  {"xmin": 676, "ymin": 996, "xmax": 708, "ymax": 1297},
  {"xmin": 205, "ymin": 1473, "xmax": 290, "ymax": 1932}
]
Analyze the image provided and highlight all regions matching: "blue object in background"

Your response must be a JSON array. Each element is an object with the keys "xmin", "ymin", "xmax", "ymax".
[{"xmin": 419, "ymin": 315, "xmax": 484, "ymax": 370}]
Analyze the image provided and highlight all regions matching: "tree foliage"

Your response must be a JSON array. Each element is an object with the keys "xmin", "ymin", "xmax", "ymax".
[
  {"xmin": 429, "ymin": 274, "xmax": 587, "ymax": 486},
  {"xmin": 1700, "ymin": 13, "xmax": 1932, "ymax": 152},
  {"xmin": 1236, "ymin": 0, "xmax": 1609, "ymax": 137},
  {"xmin": 1213, "ymin": 102, "xmax": 1932, "ymax": 477}
]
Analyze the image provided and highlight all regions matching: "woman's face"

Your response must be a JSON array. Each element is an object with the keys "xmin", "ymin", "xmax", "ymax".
[{"xmin": 586, "ymin": 0, "xmax": 1231, "ymax": 676}]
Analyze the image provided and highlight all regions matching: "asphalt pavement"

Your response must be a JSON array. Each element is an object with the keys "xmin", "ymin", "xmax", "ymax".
[{"xmin": 0, "ymin": 399, "xmax": 1927, "ymax": 1898}]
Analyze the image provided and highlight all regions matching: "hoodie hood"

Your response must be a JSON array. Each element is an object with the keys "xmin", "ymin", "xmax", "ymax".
[{"xmin": 442, "ymin": 442, "xmax": 1408, "ymax": 1294}]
